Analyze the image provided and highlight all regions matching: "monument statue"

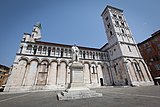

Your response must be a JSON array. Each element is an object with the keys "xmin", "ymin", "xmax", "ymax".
[
  {"xmin": 57, "ymin": 44, "xmax": 102, "ymax": 100},
  {"xmin": 71, "ymin": 45, "xmax": 79, "ymax": 62}
]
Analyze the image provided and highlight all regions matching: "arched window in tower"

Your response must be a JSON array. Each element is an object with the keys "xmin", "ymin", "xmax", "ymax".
[
  {"xmin": 114, "ymin": 65, "xmax": 118, "ymax": 75},
  {"xmin": 128, "ymin": 46, "xmax": 132, "ymax": 52},
  {"xmin": 118, "ymin": 15, "xmax": 122, "ymax": 20},
  {"xmin": 20, "ymin": 46, "xmax": 23, "ymax": 54},
  {"xmin": 105, "ymin": 16, "xmax": 108, "ymax": 22},
  {"xmin": 107, "ymin": 23, "xmax": 111, "ymax": 28},
  {"xmin": 121, "ymin": 22, "xmax": 125, "ymax": 27},
  {"xmin": 121, "ymin": 29, "xmax": 124, "ymax": 34},
  {"xmin": 110, "ymin": 31, "xmax": 113, "ymax": 36},
  {"xmin": 113, "ymin": 14, "xmax": 117, "ymax": 18},
  {"xmin": 115, "ymin": 21, "xmax": 119, "ymax": 26}
]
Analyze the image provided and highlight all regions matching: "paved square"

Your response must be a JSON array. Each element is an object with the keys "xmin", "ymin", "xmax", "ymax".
[{"xmin": 0, "ymin": 86, "xmax": 160, "ymax": 107}]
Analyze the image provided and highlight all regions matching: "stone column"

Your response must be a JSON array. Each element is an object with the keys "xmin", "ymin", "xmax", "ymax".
[
  {"xmin": 131, "ymin": 62, "xmax": 140, "ymax": 81},
  {"xmin": 24, "ymin": 60, "xmax": 38, "ymax": 86},
  {"xmin": 96, "ymin": 66, "xmax": 99, "ymax": 84},
  {"xmin": 33, "ymin": 63, "xmax": 41, "ymax": 85},
  {"xmin": 21, "ymin": 63, "xmax": 30, "ymax": 86},
  {"xmin": 57, "ymin": 62, "xmax": 66, "ymax": 87},
  {"xmin": 123, "ymin": 62, "xmax": 132, "ymax": 85},
  {"xmin": 66, "ymin": 64, "xmax": 71, "ymax": 85},
  {"xmin": 84, "ymin": 63, "xmax": 90, "ymax": 84},
  {"xmin": 97, "ymin": 64, "xmax": 103, "ymax": 86},
  {"xmin": 47, "ymin": 61, "xmax": 58, "ymax": 85}
]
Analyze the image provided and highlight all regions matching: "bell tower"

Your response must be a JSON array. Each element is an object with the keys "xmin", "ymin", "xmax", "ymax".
[
  {"xmin": 101, "ymin": 5, "xmax": 153, "ymax": 86},
  {"xmin": 101, "ymin": 5, "xmax": 141, "ymax": 60}
]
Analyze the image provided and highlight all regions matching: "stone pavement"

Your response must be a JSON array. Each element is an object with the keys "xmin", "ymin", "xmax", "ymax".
[{"xmin": 0, "ymin": 86, "xmax": 160, "ymax": 107}]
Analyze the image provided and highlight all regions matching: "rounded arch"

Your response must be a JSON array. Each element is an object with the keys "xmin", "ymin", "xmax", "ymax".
[
  {"xmin": 50, "ymin": 59, "xmax": 58, "ymax": 64},
  {"xmin": 103, "ymin": 62, "xmax": 109, "ymax": 66},
  {"xmin": 29, "ymin": 58, "xmax": 40, "ymax": 63},
  {"xmin": 90, "ymin": 62, "xmax": 97, "ymax": 74},
  {"xmin": 139, "ymin": 60, "xmax": 151, "ymax": 81},
  {"xmin": 59, "ymin": 59, "xmax": 68, "ymax": 65},
  {"xmin": 40, "ymin": 58, "xmax": 50, "ymax": 64},
  {"xmin": 97, "ymin": 62, "xmax": 103, "ymax": 68},
  {"xmin": 91, "ymin": 62, "xmax": 97, "ymax": 66},
  {"xmin": 133, "ymin": 59, "xmax": 138, "ymax": 63},
  {"xmin": 138, "ymin": 60, "xmax": 145, "ymax": 64},
  {"xmin": 18, "ymin": 56, "xmax": 29, "ymax": 63},
  {"xmin": 83, "ymin": 61, "xmax": 91, "ymax": 67},
  {"xmin": 126, "ymin": 59, "xmax": 132, "ymax": 63},
  {"xmin": 68, "ymin": 60, "xmax": 73, "ymax": 64}
]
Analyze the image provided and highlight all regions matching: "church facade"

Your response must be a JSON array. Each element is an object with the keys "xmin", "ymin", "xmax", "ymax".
[{"xmin": 5, "ymin": 5, "xmax": 154, "ymax": 92}]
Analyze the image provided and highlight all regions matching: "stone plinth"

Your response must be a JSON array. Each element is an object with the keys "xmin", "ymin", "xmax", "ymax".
[
  {"xmin": 57, "ymin": 89, "xmax": 102, "ymax": 100},
  {"xmin": 69, "ymin": 62, "xmax": 85, "ymax": 88},
  {"xmin": 57, "ymin": 62, "xmax": 102, "ymax": 100}
]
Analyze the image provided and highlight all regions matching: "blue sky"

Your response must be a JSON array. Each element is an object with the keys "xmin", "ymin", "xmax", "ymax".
[{"xmin": 0, "ymin": 0, "xmax": 160, "ymax": 66}]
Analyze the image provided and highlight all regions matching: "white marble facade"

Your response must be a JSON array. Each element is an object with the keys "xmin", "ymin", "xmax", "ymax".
[{"xmin": 5, "ymin": 5, "xmax": 154, "ymax": 92}]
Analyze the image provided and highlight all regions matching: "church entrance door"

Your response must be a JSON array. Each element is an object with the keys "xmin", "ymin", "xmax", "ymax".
[{"xmin": 100, "ymin": 78, "xmax": 103, "ymax": 86}]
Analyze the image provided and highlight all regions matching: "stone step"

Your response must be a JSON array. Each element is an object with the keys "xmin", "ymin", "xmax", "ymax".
[{"xmin": 57, "ymin": 90, "xmax": 102, "ymax": 100}]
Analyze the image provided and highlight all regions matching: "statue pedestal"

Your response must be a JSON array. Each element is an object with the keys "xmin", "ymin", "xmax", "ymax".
[{"xmin": 57, "ymin": 62, "xmax": 102, "ymax": 100}]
